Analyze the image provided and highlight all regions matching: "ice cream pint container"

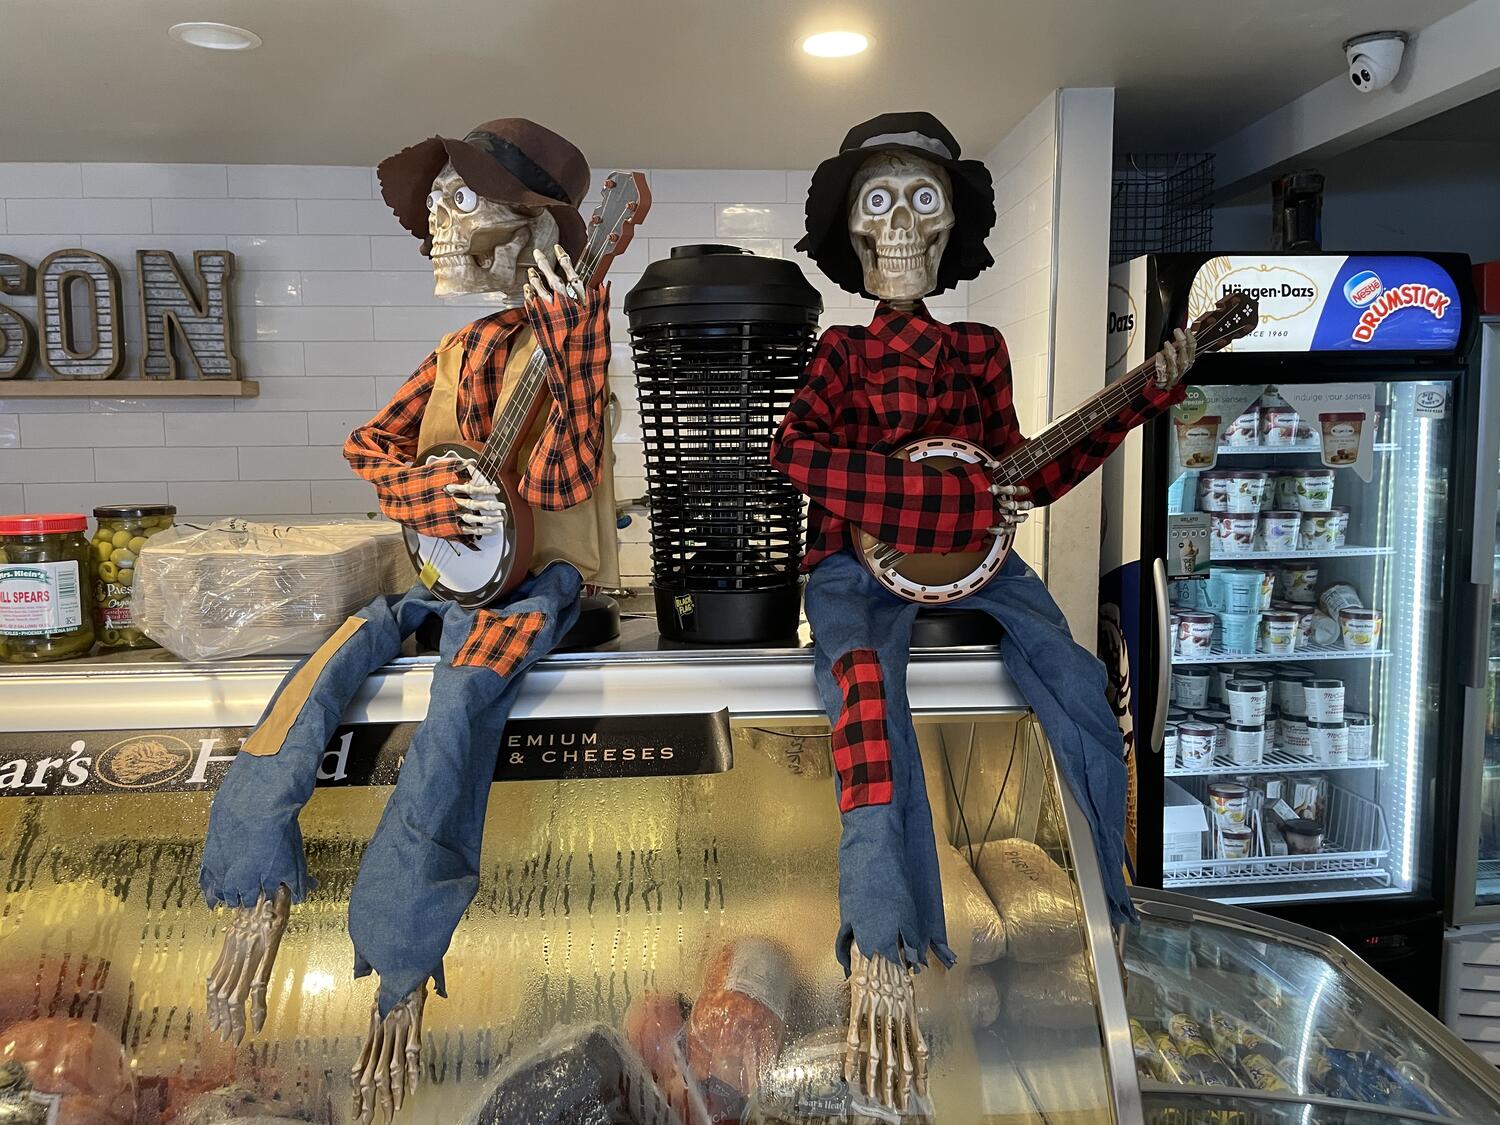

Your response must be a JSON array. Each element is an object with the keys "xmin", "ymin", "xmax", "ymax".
[
  {"xmin": 1177, "ymin": 416, "xmax": 1220, "ymax": 469},
  {"xmin": 1340, "ymin": 607, "xmax": 1382, "ymax": 651},
  {"xmin": 1293, "ymin": 468, "xmax": 1334, "ymax": 511},
  {"xmin": 1319, "ymin": 412, "xmax": 1363, "ymax": 467}
]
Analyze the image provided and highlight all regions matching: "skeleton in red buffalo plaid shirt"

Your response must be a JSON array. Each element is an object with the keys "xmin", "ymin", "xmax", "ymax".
[{"xmin": 773, "ymin": 112, "xmax": 1194, "ymax": 1111}]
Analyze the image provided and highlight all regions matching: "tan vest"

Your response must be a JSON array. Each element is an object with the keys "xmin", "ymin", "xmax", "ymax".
[{"xmin": 416, "ymin": 324, "xmax": 620, "ymax": 587}]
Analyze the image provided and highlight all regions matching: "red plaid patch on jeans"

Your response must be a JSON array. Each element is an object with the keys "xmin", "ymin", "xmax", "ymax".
[{"xmin": 830, "ymin": 649, "xmax": 893, "ymax": 812}]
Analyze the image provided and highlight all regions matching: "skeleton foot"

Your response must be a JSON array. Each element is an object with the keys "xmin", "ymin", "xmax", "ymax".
[
  {"xmin": 352, "ymin": 985, "xmax": 426, "ymax": 1124},
  {"xmin": 844, "ymin": 947, "xmax": 929, "ymax": 1112},
  {"xmin": 205, "ymin": 884, "xmax": 291, "ymax": 1044}
]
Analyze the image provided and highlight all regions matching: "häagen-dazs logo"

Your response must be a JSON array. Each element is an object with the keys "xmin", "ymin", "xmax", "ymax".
[
  {"xmin": 1105, "ymin": 282, "xmax": 1138, "ymax": 371},
  {"xmin": 95, "ymin": 735, "xmax": 194, "ymax": 788},
  {"xmin": 1343, "ymin": 270, "xmax": 1383, "ymax": 307}
]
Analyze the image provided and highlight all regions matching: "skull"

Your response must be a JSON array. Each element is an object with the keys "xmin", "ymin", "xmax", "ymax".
[
  {"xmin": 426, "ymin": 164, "xmax": 559, "ymax": 297},
  {"xmin": 848, "ymin": 153, "xmax": 954, "ymax": 302}
]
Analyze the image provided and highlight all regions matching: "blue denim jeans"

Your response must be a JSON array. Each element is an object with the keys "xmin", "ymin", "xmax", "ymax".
[
  {"xmin": 806, "ymin": 550, "xmax": 1135, "ymax": 977},
  {"xmin": 200, "ymin": 563, "xmax": 582, "ymax": 1015}
]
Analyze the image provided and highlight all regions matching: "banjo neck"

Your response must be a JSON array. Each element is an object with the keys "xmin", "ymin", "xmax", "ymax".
[{"xmin": 990, "ymin": 354, "xmax": 1159, "ymax": 486}]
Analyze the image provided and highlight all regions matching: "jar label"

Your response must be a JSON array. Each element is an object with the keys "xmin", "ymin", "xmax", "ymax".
[{"xmin": 0, "ymin": 561, "xmax": 83, "ymax": 636}]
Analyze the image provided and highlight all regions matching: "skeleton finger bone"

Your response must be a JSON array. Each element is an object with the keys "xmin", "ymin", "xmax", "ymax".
[
  {"xmin": 845, "ymin": 952, "xmax": 869, "ymax": 1088},
  {"xmin": 352, "ymin": 1001, "xmax": 382, "ymax": 1123},
  {"xmin": 404, "ymin": 987, "xmax": 426, "ymax": 1094},
  {"xmin": 209, "ymin": 906, "xmax": 251, "ymax": 1040},
  {"xmin": 532, "ymin": 248, "xmax": 567, "ymax": 300},
  {"xmin": 249, "ymin": 886, "xmax": 290, "ymax": 1035},
  {"xmin": 555, "ymin": 246, "xmax": 584, "ymax": 300},
  {"xmin": 879, "ymin": 959, "xmax": 897, "ymax": 1108}
]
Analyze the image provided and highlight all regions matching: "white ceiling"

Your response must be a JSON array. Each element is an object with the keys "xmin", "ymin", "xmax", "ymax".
[{"xmin": 0, "ymin": 0, "xmax": 1472, "ymax": 168}]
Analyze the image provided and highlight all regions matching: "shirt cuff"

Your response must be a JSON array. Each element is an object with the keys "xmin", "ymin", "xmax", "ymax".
[{"xmin": 1138, "ymin": 376, "xmax": 1188, "ymax": 413}]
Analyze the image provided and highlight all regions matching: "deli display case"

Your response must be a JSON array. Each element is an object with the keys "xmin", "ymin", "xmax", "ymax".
[{"xmin": 2, "ymin": 620, "xmax": 1498, "ymax": 1122}]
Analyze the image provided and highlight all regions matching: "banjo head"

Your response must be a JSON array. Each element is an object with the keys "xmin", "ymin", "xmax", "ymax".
[
  {"xmin": 858, "ymin": 437, "xmax": 1013, "ymax": 604},
  {"xmin": 403, "ymin": 441, "xmax": 529, "ymax": 608}
]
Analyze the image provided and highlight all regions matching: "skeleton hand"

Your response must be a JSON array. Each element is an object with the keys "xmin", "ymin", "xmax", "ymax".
[
  {"xmin": 205, "ymin": 884, "xmax": 291, "ymax": 1045},
  {"xmin": 987, "ymin": 480, "xmax": 1032, "ymax": 535},
  {"xmin": 352, "ymin": 985, "xmax": 426, "ymax": 1124},
  {"xmin": 444, "ymin": 459, "xmax": 506, "ymax": 538},
  {"xmin": 1154, "ymin": 327, "xmax": 1196, "ymax": 389},
  {"xmin": 525, "ymin": 243, "xmax": 586, "ymax": 304},
  {"xmin": 845, "ymin": 947, "xmax": 929, "ymax": 1112}
]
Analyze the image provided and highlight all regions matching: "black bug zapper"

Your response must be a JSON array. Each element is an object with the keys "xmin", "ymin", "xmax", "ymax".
[{"xmin": 624, "ymin": 245, "xmax": 822, "ymax": 643}]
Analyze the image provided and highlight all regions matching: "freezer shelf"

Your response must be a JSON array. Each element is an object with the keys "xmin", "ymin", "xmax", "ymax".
[
  {"xmin": 1164, "ymin": 784, "xmax": 1390, "ymax": 890},
  {"xmin": 1213, "ymin": 440, "xmax": 1400, "ymax": 456},
  {"xmin": 1173, "ymin": 643, "xmax": 1389, "ymax": 665},
  {"xmin": 1207, "ymin": 544, "xmax": 1392, "ymax": 562},
  {"xmin": 1167, "ymin": 746, "xmax": 1387, "ymax": 778}
]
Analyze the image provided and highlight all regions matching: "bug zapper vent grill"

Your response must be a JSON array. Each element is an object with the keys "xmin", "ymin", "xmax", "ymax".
[{"xmin": 624, "ymin": 245, "xmax": 822, "ymax": 643}]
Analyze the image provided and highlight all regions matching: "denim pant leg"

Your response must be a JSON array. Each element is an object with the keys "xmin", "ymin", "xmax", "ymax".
[
  {"xmin": 805, "ymin": 552, "xmax": 954, "ymax": 976},
  {"xmin": 199, "ymin": 584, "xmax": 446, "ymax": 909},
  {"xmin": 348, "ymin": 563, "xmax": 582, "ymax": 1016},
  {"xmin": 963, "ymin": 551, "xmax": 1137, "ymax": 925}
]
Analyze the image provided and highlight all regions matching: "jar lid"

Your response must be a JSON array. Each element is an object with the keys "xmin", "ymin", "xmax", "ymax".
[
  {"xmin": 0, "ymin": 513, "xmax": 87, "ymax": 535},
  {"xmin": 93, "ymin": 504, "xmax": 176, "ymax": 519},
  {"xmin": 1283, "ymin": 818, "xmax": 1323, "ymax": 836}
]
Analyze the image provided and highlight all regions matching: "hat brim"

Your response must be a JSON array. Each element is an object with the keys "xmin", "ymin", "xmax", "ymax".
[
  {"xmin": 796, "ymin": 143, "xmax": 995, "ymax": 299},
  {"xmin": 377, "ymin": 135, "xmax": 587, "ymax": 258}
]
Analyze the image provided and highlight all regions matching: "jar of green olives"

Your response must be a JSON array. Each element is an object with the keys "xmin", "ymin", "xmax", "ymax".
[
  {"xmin": 0, "ymin": 513, "xmax": 97, "ymax": 663},
  {"xmin": 91, "ymin": 504, "xmax": 176, "ymax": 650}
]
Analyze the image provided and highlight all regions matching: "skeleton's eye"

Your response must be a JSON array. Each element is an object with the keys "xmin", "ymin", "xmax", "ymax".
[
  {"xmin": 425, "ymin": 191, "xmax": 441, "ymax": 211},
  {"xmin": 911, "ymin": 185, "xmax": 943, "ymax": 215},
  {"xmin": 863, "ymin": 187, "xmax": 893, "ymax": 216},
  {"xmin": 453, "ymin": 186, "xmax": 479, "ymax": 213}
]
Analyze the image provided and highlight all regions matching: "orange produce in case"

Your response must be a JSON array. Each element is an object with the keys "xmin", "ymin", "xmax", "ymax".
[
  {"xmin": 623, "ymin": 991, "xmax": 710, "ymax": 1125},
  {"xmin": 0, "ymin": 1018, "xmax": 136, "ymax": 1125},
  {"xmin": 685, "ymin": 938, "xmax": 795, "ymax": 1122}
]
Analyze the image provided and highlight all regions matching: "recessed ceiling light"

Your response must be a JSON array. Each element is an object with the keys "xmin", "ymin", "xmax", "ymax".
[
  {"xmin": 169, "ymin": 22, "xmax": 262, "ymax": 51},
  {"xmin": 801, "ymin": 31, "xmax": 870, "ymax": 58}
]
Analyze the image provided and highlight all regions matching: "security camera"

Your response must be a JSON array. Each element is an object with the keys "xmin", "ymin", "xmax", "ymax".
[{"xmin": 1344, "ymin": 31, "xmax": 1408, "ymax": 94}]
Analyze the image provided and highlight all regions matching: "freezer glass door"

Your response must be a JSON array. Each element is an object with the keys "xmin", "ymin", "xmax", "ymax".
[
  {"xmin": 1126, "ymin": 890, "xmax": 1500, "ymax": 1122},
  {"xmin": 1162, "ymin": 379, "xmax": 1452, "ymax": 905}
]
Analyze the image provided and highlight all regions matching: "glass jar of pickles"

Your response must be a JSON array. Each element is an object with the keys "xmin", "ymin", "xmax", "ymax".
[
  {"xmin": 91, "ymin": 504, "xmax": 175, "ymax": 650},
  {"xmin": 0, "ymin": 514, "xmax": 97, "ymax": 662}
]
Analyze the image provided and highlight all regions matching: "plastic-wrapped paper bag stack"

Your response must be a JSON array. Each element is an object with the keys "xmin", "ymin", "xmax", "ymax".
[{"xmin": 132, "ymin": 519, "xmax": 412, "ymax": 660}]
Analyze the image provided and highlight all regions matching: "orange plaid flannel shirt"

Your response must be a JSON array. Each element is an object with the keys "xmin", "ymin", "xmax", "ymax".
[{"xmin": 344, "ymin": 287, "xmax": 611, "ymax": 540}]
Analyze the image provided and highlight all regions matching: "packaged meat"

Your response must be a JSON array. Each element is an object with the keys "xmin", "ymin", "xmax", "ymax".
[
  {"xmin": 944, "ymin": 847, "xmax": 1006, "ymax": 964},
  {"xmin": 747, "ymin": 1026, "xmax": 933, "ymax": 1124},
  {"xmin": 172, "ymin": 1082, "xmax": 314, "ymax": 1123},
  {"xmin": 1129, "ymin": 1018, "xmax": 1165, "ymax": 1081},
  {"xmin": 1165, "ymin": 1013, "xmax": 1240, "ymax": 1088},
  {"xmin": 1001, "ymin": 952, "xmax": 1096, "ymax": 1030},
  {"xmin": 0, "ymin": 1019, "xmax": 135, "ymax": 1125},
  {"xmin": 1152, "ymin": 1031, "xmax": 1192, "ymax": 1085},
  {"xmin": 961, "ymin": 970, "xmax": 1001, "ymax": 1028},
  {"xmin": 686, "ymin": 938, "xmax": 794, "ymax": 1122},
  {"xmin": 972, "ymin": 838, "xmax": 1082, "ymax": 963},
  {"xmin": 624, "ymin": 993, "xmax": 710, "ymax": 1125},
  {"xmin": 459, "ymin": 1023, "xmax": 679, "ymax": 1125}
]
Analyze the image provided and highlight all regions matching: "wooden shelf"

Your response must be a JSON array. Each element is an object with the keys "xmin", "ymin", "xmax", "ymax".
[{"xmin": 0, "ymin": 379, "xmax": 258, "ymax": 398}]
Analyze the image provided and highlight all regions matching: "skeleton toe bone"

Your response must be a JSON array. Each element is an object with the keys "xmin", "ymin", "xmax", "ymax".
[
  {"xmin": 845, "ymin": 947, "xmax": 928, "ymax": 1111},
  {"xmin": 352, "ymin": 985, "xmax": 427, "ymax": 1124},
  {"xmin": 205, "ymin": 884, "xmax": 291, "ymax": 1043}
]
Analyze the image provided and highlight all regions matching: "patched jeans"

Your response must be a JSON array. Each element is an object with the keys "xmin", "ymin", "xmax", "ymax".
[
  {"xmin": 200, "ymin": 563, "xmax": 582, "ymax": 1015},
  {"xmin": 805, "ymin": 550, "xmax": 1134, "ymax": 978}
]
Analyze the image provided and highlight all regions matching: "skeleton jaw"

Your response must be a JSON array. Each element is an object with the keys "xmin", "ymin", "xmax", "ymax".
[{"xmin": 431, "ymin": 228, "xmax": 531, "ymax": 297}]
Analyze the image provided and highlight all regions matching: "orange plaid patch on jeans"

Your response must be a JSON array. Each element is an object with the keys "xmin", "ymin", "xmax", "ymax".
[{"xmin": 454, "ymin": 609, "xmax": 547, "ymax": 676}]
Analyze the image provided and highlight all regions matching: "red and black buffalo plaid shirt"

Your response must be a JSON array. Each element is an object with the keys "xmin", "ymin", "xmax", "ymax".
[
  {"xmin": 344, "ymin": 288, "xmax": 610, "ymax": 541},
  {"xmin": 772, "ymin": 301, "xmax": 1182, "ymax": 570}
]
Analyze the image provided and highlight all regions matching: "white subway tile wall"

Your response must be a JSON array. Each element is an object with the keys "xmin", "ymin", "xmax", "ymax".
[
  {"xmin": 1, "ymin": 163, "xmax": 978, "ymax": 585},
  {"xmin": 968, "ymin": 95, "xmax": 1058, "ymax": 572}
]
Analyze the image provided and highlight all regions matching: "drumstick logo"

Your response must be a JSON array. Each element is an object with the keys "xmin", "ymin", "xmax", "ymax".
[{"xmin": 1352, "ymin": 282, "xmax": 1452, "ymax": 341}]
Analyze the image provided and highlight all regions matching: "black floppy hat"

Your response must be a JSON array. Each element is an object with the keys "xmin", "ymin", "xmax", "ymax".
[
  {"xmin": 377, "ymin": 117, "xmax": 590, "ymax": 258},
  {"xmin": 797, "ymin": 111, "xmax": 996, "ymax": 299}
]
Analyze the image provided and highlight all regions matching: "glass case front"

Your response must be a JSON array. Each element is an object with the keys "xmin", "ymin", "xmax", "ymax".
[
  {"xmin": 0, "ymin": 712, "xmax": 1127, "ymax": 1123},
  {"xmin": 1126, "ymin": 890, "xmax": 1500, "ymax": 1123}
]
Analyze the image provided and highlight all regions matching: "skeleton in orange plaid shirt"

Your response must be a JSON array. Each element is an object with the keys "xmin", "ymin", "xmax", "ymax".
[{"xmin": 199, "ymin": 119, "xmax": 617, "ymax": 1122}]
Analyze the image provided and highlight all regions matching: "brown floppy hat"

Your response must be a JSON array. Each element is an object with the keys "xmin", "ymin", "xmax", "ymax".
[{"xmin": 377, "ymin": 117, "xmax": 590, "ymax": 257}]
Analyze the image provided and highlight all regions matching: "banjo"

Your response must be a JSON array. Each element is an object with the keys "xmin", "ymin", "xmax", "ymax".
[
  {"xmin": 404, "ymin": 171, "xmax": 650, "ymax": 608},
  {"xmin": 859, "ymin": 293, "xmax": 1259, "ymax": 603}
]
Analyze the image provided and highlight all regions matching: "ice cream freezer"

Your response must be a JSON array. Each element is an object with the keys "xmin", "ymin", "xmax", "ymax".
[{"xmin": 1, "ymin": 619, "xmax": 1497, "ymax": 1123}]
